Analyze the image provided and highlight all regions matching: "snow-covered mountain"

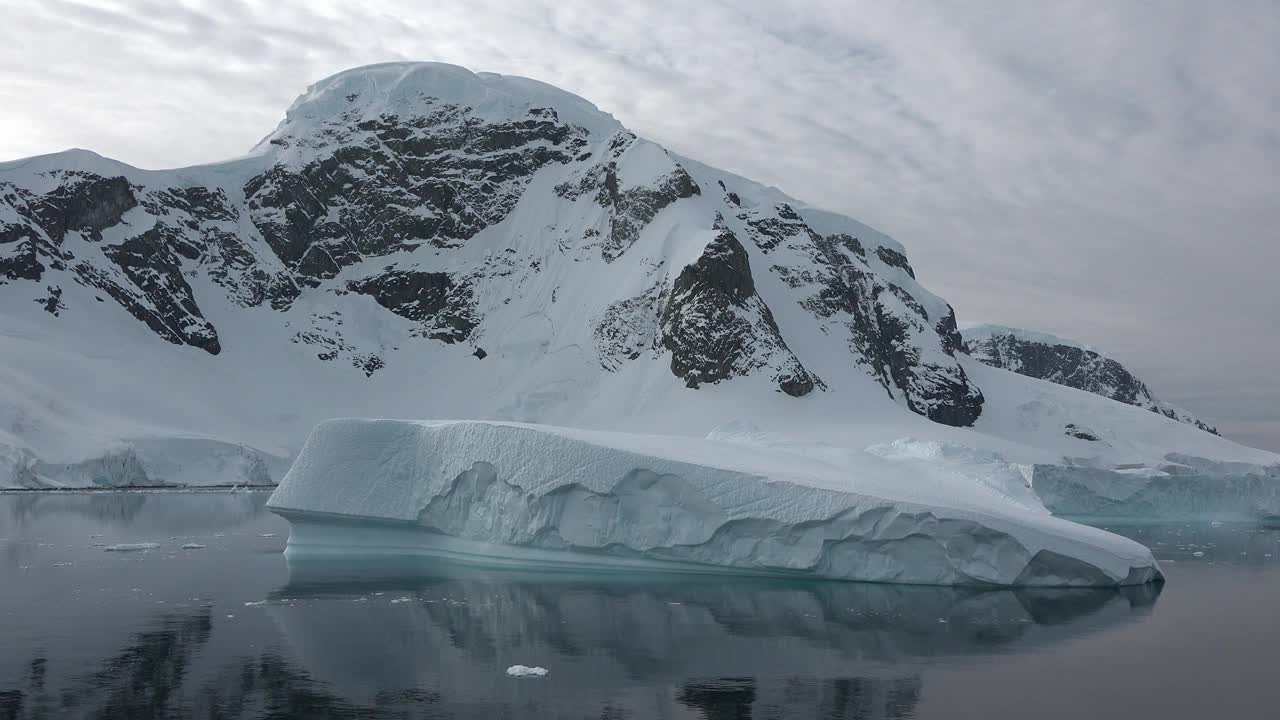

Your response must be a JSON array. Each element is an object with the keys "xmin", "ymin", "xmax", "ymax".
[
  {"xmin": 1, "ymin": 62, "xmax": 1276, "ymax": 526},
  {"xmin": 962, "ymin": 324, "xmax": 1218, "ymax": 434}
]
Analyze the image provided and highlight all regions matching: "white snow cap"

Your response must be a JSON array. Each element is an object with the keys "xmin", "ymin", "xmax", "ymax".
[{"xmin": 258, "ymin": 62, "xmax": 623, "ymax": 152}]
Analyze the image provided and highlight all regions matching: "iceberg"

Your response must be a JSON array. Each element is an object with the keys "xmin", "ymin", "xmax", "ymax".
[
  {"xmin": 267, "ymin": 419, "xmax": 1161, "ymax": 586},
  {"xmin": 1033, "ymin": 455, "xmax": 1280, "ymax": 521}
]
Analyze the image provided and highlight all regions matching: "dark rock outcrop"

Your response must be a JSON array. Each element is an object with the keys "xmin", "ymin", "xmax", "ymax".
[
  {"xmin": 83, "ymin": 226, "xmax": 221, "ymax": 354},
  {"xmin": 347, "ymin": 269, "xmax": 477, "ymax": 343},
  {"xmin": 659, "ymin": 222, "xmax": 819, "ymax": 396},
  {"xmin": 769, "ymin": 226, "xmax": 983, "ymax": 426},
  {"xmin": 965, "ymin": 327, "xmax": 1218, "ymax": 435},
  {"xmin": 246, "ymin": 100, "xmax": 590, "ymax": 280}
]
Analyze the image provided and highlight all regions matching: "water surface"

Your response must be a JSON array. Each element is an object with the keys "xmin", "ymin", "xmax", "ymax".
[{"xmin": 2, "ymin": 492, "xmax": 1278, "ymax": 719}]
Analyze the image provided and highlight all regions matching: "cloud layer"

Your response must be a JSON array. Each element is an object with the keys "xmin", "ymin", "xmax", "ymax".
[{"xmin": 2, "ymin": 0, "xmax": 1277, "ymax": 449}]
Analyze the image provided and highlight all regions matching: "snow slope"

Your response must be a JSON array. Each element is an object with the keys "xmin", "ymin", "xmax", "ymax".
[{"xmin": 266, "ymin": 419, "xmax": 1161, "ymax": 586}]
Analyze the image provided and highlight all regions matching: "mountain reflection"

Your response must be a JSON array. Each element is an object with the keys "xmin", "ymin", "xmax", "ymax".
[{"xmin": 0, "ymin": 556, "xmax": 1160, "ymax": 719}]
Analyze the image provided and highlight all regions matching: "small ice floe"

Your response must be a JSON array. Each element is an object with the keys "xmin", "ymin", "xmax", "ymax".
[
  {"xmin": 390, "ymin": 597, "xmax": 412, "ymax": 604},
  {"xmin": 1192, "ymin": 551, "xmax": 1206, "ymax": 557},
  {"xmin": 244, "ymin": 600, "xmax": 268, "ymax": 607},
  {"xmin": 506, "ymin": 665, "xmax": 548, "ymax": 677},
  {"xmin": 1210, "ymin": 521, "xmax": 1225, "ymax": 527},
  {"xmin": 104, "ymin": 543, "xmax": 161, "ymax": 552},
  {"xmin": 259, "ymin": 533, "xmax": 277, "ymax": 538},
  {"xmin": 180, "ymin": 543, "xmax": 207, "ymax": 550},
  {"xmin": 53, "ymin": 562, "xmax": 73, "ymax": 567}
]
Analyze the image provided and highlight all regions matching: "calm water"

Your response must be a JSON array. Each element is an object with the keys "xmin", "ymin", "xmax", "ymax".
[{"xmin": 2, "ymin": 493, "xmax": 1279, "ymax": 720}]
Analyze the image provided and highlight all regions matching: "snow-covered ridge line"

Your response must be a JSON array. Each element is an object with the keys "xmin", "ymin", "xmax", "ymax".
[
  {"xmin": 960, "ymin": 323, "xmax": 1094, "ymax": 352},
  {"xmin": 267, "ymin": 419, "xmax": 1162, "ymax": 587},
  {"xmin": 962, "ymin": 323, "xmax": 1219, "ymax": 435}
]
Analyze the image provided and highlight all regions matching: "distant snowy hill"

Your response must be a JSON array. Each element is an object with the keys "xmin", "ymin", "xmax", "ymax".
[
  {"xmin": 962, "ymin": 324, "xmax": 1218, "ymax": 434},
  {"xmin": 1, "ymin": 62, "xmax": 1276, "ymax": 522}
]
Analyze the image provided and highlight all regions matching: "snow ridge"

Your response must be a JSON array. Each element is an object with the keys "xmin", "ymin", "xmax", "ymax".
[{"xmin": 963, "ymin": 324, "xmax": 1218, "ymax": 435}]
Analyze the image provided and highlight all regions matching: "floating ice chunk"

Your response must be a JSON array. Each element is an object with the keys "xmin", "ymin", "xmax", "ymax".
[
  {"xmin": 181, "ymin": 543, "xmax": 207, "ymax": 550},
  {"xmin": 506, "ymin": 665, "xmax": 548, "ymax": 677},
  {"xmin": 267, "ymin": 420, "xmax": 1162, "ymax": 587},
  {"xmin": 389, "ymin": 597, "xmax": 412, "ymax": 604},
  {"xmin": 1192, "ymin": 551, "xmax": 1205, "ymax": 557},
  {"xmin": 1032, "ymin": 457, "xmax": 1280, "ymax": 521},
  {"xmin": 103, "ymin": 543, "xmax": 161, "ymax": 552}
]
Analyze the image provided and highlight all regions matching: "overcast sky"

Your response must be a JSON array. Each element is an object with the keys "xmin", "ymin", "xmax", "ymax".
[{"xmin": 2, "ymin": 0, "xmax": 1277, "ymax": 449}]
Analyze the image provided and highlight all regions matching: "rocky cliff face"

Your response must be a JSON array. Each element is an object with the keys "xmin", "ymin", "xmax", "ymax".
[
  {"xmin": 0, "ymin": 62, "xmax": 984, "ymax": 427},
  {"xmin": 963, "ymin": 325, "xmax": 1218, "ymax": 434}
]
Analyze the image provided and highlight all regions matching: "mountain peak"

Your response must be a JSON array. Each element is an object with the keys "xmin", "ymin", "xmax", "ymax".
[{"xmin": 256, "ymin": 62, "xmax": 622, "ymax": 154}]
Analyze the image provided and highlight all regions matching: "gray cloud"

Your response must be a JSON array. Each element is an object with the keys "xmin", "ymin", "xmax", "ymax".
[{"xmin": 1, "ymin": 0, "xmax": 1276, "ymax": 449}]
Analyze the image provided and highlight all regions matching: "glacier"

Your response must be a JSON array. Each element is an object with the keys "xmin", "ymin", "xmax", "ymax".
[{"xmin": 266, "ymin": 419, "xmax": 1162, "ymax": 587}]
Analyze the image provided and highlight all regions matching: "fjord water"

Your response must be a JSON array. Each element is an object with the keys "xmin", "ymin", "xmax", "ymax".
[{"xmin": 1, "ymin": 493, "xmax": 1277, "ymax": 720}]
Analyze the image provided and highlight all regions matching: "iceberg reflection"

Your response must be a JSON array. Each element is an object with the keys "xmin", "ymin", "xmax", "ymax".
[{"xmin": 270, "ymin": 556, "xmax": 1160, "ymax": 717}]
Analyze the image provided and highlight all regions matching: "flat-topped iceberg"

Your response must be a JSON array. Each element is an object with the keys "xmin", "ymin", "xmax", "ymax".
[
  {"xmin": 266, "ymin": 419, "xmax": 1162, "ymax": 587},
  {"xmin": 1033, "ymin": 456, "xmax": 1280, "ymax": 521}
]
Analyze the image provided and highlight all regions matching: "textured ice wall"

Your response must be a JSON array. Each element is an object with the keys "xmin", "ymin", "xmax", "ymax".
[
  {"xmin": 267, "ymin": 419, "xmax": 1162, "ymax": 586},
  {"xmin": 1035, "ymin": 455, "xmax": 1280, "ymax": 520},
  {"xmin": 5, "ymin": 436, "xmax": 291, "ymax": 488}
]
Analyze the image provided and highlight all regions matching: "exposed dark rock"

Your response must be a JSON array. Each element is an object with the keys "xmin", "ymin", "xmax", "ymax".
[
  {"xmin": 353, "ymin": 353, "xmax": 384, "ymax": 376},
  {"xmin": 556, "ymin": 133, "xmax": 701, "ymax": 261},
  {"xmin": 770, "ymin": 227, "xmax": 982, "ymax": 426},
  {"xmin": 1, "ymin": 174, "xmax": 136, "ymax": 282},
  {"xmin": 41, "ymin": 175, "xmax": 138, "ymax": 243},
  {"xmin": 1064, "ymin": 423, "xmax": 1102, "ymax": 442},
  {"xmin": 79, "ymin": 226, "xmax": 221, "ymax": 354},
  {"xmin": 659, "ymin": 222, "xmax": 820, "ymax": 395},
  {"xmin": 874, "ymin": 246, "xmax": 915, "ymax": 278},
  {"xmin": 246, "ymin": 100, "xmax": 589, "ymax": 279},
  {"xmin": 965, "ymin": 329, "xmax": 1219, "ymax": 435},
  {"xmin": 347, "ymin": 269, "xmax": 477, "ymax": 343},
  {"xmin": 934, "ymin": 305, "xmax": 965, "ymax": 355},
  {"xmin": 35, "ymin": 286, "xmax": 64, "ymax": 316},
  {"xmin": 143, "ymin": 186, "xmax": 299, "ymax": 309},
  {"xmin": 472, "ymin": 347, "xmax": 487, "ymax": 359},
  {"xmin": 741, "ymin": 203, "xmax": 820, "ymax": 253},
  {"xmin": 599, "ymin": 163, "xmax": 700, "ymax": 261}
]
